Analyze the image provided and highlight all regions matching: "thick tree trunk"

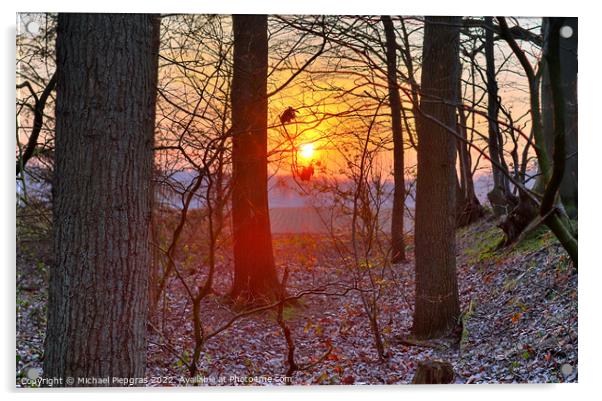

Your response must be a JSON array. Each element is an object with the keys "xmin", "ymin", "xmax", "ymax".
[
  {"xmin": 229, "ymin": 14, "xmax": 280, "ymax": 304},
  {"xmin": 412, "ymin": 16, "xmax": 461, "ymax": 339},
  {"xmin": 542, "ymin": 17, "xmax": 578, "ymax": 218},
  {"xmin": 44, "ymin": 14, "xmax": 159, "ymax": 385},
  {"xmin": 484, "ymin": 17, "xmax": 514, "ymax": 216},
  {"xmin": 381, "ymin": 15, "xmax": 406, "ymax": 263}
]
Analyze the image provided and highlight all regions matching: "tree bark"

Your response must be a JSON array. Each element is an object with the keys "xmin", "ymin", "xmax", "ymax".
[
  {"xmin": 44, "ymin": 13, "xmax": 159, "ymax": 385},
  {"xmin": 229, "ymin": 14, "xmax": 280, "ymax": 304},
  {"xmin": 381, "ymin": 15, "xmax": 406, "ymax": 263},
  {"xmin": 412, "ymin": 16, "xmax": 461, "ymax": 339}
]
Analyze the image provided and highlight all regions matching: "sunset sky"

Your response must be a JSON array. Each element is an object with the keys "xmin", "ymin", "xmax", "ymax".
[{"xmin": 17, "ymin": 14, "xmax": 539, "ymax": 183}]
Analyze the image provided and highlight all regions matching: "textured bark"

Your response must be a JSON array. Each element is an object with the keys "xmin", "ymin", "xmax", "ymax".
[
  {"xmin": 45, "ymin": 14, "xmax": 159, "ymax": 385},
  {"xmin": 412, "ymin": 16, "xmax": 461, "ymax": 339},
  {"xmin": 229, "ymin": 14, "xmax": 280, "ymax": 304},
  {"xmin": 382, "ymin": 15, "xmax": 406, "ymax": 263},
  {"xmin": 542, "ymin": 17, "xmax": 578, "ymax": 218}
]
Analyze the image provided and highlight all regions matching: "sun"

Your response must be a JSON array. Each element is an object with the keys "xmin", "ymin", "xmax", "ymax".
[{"xmin": 299, "ymin": 143, "xmax": 315, "ymax": 160}]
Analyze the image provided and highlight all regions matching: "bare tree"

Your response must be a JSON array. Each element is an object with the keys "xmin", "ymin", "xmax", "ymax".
[
  {"xmin": 16, "ymin": 13, "xmax": 58, "ymax": 201},
  {"xmin": 498, "ymin": 17, "xmax": 577, "ymax": 266},
  {"xmin": 455, "ymin": 59, "xmax": 485, "ymax": 227},
  {"xmin": 484, "ymin": 16, "xmax": 515, "ymax": 216},
  {"xmin": 381, "ymin": 15, "xmax": 406, "ymax": 263}
]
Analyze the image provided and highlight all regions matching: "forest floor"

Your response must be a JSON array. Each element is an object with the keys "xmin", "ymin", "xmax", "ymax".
[{"xmin": 16, "ymin": 214, "xmax": 578, "ymax": 386}]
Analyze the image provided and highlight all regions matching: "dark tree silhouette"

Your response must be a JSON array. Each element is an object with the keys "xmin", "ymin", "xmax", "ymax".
[
  {"xmin": 229, "ymin": 14, "xmax": 281, "ymax": 304},
  {"xmin": 412, "ymin": 16, "xmax": 461, "ymax": 339},
  {"xmin": 484, "ymin": 16, "xmax": 515, "ymax": 216},
  {"xmin": 455, "ymin": 70, "xmax": 485, "ymax": 228},
  {"xmin": 44, "ymin": 13, "xmax": 160, "ymax": 385},
  {"xmin": 539, "ymin": 17, "xmax": 578, "ymax": 266},
  {"xmin": 381, "ymin": 15, "xmax": 406, "ymax": 263},
  {"xmin": 542, "ymin": 17, "xmax": 578, "ymax": 218}
]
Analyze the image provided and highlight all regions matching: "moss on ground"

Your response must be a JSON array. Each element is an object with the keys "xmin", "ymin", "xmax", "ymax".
[
  {"xmin": 514, "ymin": 225, "xmax": 555, "ymax": 254},
  {"xmin": 460, "ymin": 218, "xmax": 559, "ymax": 267},
  {"xmin": 463, "ymin": 223, "xmax": 505, "ymax": 265}
]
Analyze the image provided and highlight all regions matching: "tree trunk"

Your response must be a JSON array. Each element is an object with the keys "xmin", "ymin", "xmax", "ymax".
[
  {"xmin": 455, "ymin": 65, "xmax": 485, "ymax": 227},
  {"xmin": 484, "ymin": 17, "xmax": 514, "ymax": 216},
  {"xmin": 455, "ymin": 174, "xmax": 485, "ymax": 228},
  {"xmin": 412, "ymin": 16, "xmax": 461, "ymax": 339},
  {"xmin": 229, "ymin": 14, "xmax": 280, "ymax": 304},
  {"xmin": 381, "ymin": 15, "xmax": 406, "ymax": 263},
  {"xmin": 45, "ymin": 14, "xmax": 159, "ymax": 385},
  {"xmin": 542, "ymin": 17, "xmax": 578, "ymax": 218},
  {"xmin": 540, "ymin": 17, "xmax": 578, "ymax": 267}
]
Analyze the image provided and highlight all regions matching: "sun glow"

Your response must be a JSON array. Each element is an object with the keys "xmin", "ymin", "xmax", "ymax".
[{"xmin": 299, "ymin": 143, "xmax": 315, "ymax": 160}]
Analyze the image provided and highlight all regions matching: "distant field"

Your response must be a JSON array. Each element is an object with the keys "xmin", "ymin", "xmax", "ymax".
[
  {"xmin": 269, "ymin": 207, "xmax": 414, "ymax": 234},
  {"xmin": 269, "ymin": 207, "xmax": 331, "ymax": 234}
]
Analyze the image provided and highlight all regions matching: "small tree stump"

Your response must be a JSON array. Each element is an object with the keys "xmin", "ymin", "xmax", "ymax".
[{"xmin": 411, "ymin": 360, "xmax": 455, "ymax": 384}]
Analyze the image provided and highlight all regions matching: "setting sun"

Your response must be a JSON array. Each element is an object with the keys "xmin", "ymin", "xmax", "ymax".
[
  {"xmin": 16, "ymin": 12, "xmax": 579, "ymax": 388},
  {"xmin": 299, "ymin": 143, "xmax": 315, "ymax": 160}
]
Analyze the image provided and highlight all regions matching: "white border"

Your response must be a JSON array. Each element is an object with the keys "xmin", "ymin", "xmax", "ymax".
[{"xmin": 3, "ymin": 1, "xmax": 599, "ymax": 400}]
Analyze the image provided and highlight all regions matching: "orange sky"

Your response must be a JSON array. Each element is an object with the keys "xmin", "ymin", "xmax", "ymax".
[{"xmin": 17, "ymin": 14, "xmax": 538, "ymax": 183}]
